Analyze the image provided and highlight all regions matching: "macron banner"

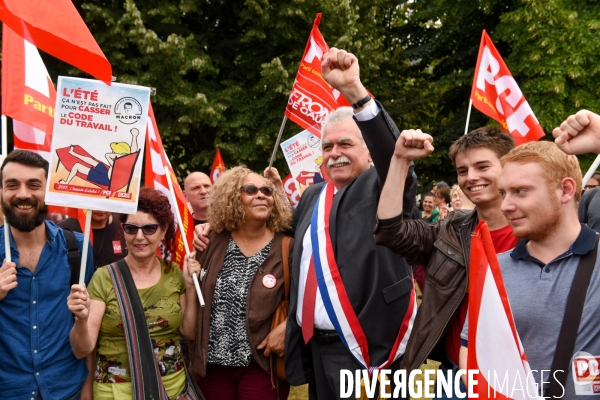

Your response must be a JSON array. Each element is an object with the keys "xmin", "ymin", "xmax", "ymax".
[{"xmin": 45, "ymin": 76, "xmax": 150, "ymax": 213}]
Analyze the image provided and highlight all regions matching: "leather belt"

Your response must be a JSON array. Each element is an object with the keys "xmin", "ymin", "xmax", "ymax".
[{"xmin": 313, "ymin": 328, "xmax": 341, "ymax": 344}]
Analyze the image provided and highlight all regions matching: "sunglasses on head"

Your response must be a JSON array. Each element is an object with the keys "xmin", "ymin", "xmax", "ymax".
[
  {"xmin": 121, "ymin": 223, "xmax": 161, "ymax": 235},
  {"xmin": 240, "ymin": 185, "xmax": 274, "ymax": 196}
]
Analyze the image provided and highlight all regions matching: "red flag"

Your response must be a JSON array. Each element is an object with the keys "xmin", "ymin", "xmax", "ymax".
[
  {"xmin": 467, "ymin": 221, "xmax": 541, "ymax": 399},
  {"xmin": 145, "ymin": 103, "xmax": 194, "ymax": 268},
  {"xmin": 282, "ymin": 173, "xmax": 300, "ymax": 207},
  {"xmin": 0, "ymin": 0, "xmax": 112, "ymax": 85},
  {"xmin": 1, "ymin": 26, "xmax": 79, "ymax": 219},
  {"xmin": 284, "ymin": 14, "xmax": 351, "ymax": 137},
  {"xmin": 209, "ymin": 149, "xmax": 226, "ymax": 184},
  {"xmin": 471, "ymin": 30, "xmax": 545, "ymax": 145},
  {"xmin": 2, "ymin": 25, "xmax": 56, "ymax": 136}
]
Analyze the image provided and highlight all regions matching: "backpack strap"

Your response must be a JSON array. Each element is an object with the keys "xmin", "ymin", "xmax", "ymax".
[
  {"xmin": 281, "ymin": 236, "xmax": 291, "ymax": 300},
  {"xmin": 545, "ymin": 235, "xmax": 600, "ymax": 397},
  {"xmin": 62, "ymin": 228, "xmax": 81, "ymax": 287}
]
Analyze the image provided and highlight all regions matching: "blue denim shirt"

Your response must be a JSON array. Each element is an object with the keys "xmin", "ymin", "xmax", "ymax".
[{"xmin": 0, "ymin": 220, "xmax": 94, "ymax": 400}]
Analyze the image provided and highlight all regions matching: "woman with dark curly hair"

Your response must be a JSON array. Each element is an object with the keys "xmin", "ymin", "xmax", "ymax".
[
  {"xmin": 185, "ymin": 166, "xmax": 293, "ymax": 400},
  {"xmin": 66, "ymin": 187, "xmax": 201, "ymax": 399}
]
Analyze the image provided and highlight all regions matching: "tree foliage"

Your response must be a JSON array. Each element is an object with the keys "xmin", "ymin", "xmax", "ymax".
[{"xmin": 26, "ymin": 0, "xmax": 600, "ymax": 183}]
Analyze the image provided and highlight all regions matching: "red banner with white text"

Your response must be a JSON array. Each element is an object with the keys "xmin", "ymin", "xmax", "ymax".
[
  {"xmin": 470, "ymin": 30, "xmax": 545, "ymax": 145},
  {"xmin": 284, "ymin": 13, "xmax": 351, "ymax": 137}
]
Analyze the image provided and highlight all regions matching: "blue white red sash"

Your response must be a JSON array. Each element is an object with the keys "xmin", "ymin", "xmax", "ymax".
[{"xmin": 310, "ymin": 181, "xmax": 417, "ymax": 370}]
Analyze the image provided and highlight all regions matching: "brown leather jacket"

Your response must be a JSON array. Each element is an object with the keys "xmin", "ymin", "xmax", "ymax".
[
  {"xmin": 373, "ymin": 209, "xmax": 478, "ymax": 370},
  {"xmin": 190, "ymin": 230, "xmax": 293, "ymax": 376}
]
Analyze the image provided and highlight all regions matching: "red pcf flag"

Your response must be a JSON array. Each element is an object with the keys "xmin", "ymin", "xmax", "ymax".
[
  {"xmin": 210, "ymin": 149, "xmax": 226, "ymax": 184},
  {"xmin": 284, "ymin": 13, "xmax": 350, "ymax": 137},
  {"xmin": 145, "ymin": 104, "xmax": 194, "ymax": 268},
  {"xmin": 467, "ymin": 221, "xmax": 542, "ymax": 399},
  {"xmin": 471, "ymin": 30, "xmax": 545, "ymax": 145},
  {"xmin": 2, "ymin": 24, "xmax": 56, "ymax": 135},
  {"xmin": 0, "ymin": 0, "xmax": 112, "ymax": 84}
]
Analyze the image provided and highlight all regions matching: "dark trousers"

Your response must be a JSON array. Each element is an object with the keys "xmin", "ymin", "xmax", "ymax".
[
  {"xmin": 198, "ymin": 361, "xmax": 290, "ymax": 400},
  {"xmin": 307, "ymin": 339, "xmax": 407, "ymax": 400}
]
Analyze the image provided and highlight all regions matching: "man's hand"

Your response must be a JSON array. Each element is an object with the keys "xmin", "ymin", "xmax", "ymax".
[
  {"xmin": 67, "ymin": 284, "xmax": 90, "ymax": 321},
  {"xmin": 553, "ymin": 110, "xmax": 600, "ymax": 155},
  {"xmin": 0, "ymin": 259, "xmax": 17, "ymax": 300},
  {"xmin": 130, "ymin": 128, "xmax": 140, "ymax": 138},
  {"xmin": 321, "ymin": 48, "xmax": 369, "ymax": 105},
  {"xmin": 257, "ymin": 320, "xmax": 286, "ymax": 357},
  {"xmin": 193, "ymin": 223, "xmax": 211, "ymax": 252},
  {"xmin": 394, "ymin": 129, "xmax": 434, "ymax": 161}
]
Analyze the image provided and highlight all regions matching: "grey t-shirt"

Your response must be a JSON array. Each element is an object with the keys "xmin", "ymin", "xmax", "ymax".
[{"xmin": 462, "ymin": 225, "xmax": 600, "ymax": 398}]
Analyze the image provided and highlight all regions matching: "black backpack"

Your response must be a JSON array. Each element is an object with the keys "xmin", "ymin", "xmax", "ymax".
[{"xmin": 61, "ymin": 228, "xmax": 82, "ymax": 286}]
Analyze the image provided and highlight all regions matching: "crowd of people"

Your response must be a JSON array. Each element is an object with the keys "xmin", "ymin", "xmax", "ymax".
[{"xmin": 1, "ymin": 47, "xmax": 600, "ymax": 400}]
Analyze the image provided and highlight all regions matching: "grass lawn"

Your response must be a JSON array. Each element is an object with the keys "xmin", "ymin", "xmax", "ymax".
[{"xmin": 289, "ymin": 384, "xmax": 309, "ymax": 400}]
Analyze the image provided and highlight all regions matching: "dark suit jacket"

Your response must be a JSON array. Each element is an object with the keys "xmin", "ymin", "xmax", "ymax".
[{"xmin": 284, "ymin": 102, "xmax": 418, "ymax": 385}]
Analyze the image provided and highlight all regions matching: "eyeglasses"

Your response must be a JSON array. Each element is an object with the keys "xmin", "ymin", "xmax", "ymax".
[
  {"xmin": 585, "ymin": 185, "xmax": 599, "ymax": 190},
  {"xmin": 240, "ymin": 185, "xmax": 274, "ymax": 197},
  {"xmin": 122, "ymin": 223, "xmax": 161, "ymax": 235}
]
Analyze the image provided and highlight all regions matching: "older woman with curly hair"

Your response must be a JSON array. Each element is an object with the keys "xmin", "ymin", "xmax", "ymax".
[
  {"xmin": 185, "ymin": 165, "xmax": 293, "ymax": 400},
  {"xmin": 67, "ymin": 187, "xmax": 201, "ymax": 399}
]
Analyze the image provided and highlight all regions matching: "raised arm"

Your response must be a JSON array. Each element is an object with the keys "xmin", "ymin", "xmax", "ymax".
[{"xmin": 374, "ymin": 130, "xmax": 438, "ymax": 265}]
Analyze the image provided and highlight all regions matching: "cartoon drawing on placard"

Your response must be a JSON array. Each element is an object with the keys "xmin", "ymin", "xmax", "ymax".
[{"xmin": 56, "ymin": 128, "xmax": 140, "ymax": 193}]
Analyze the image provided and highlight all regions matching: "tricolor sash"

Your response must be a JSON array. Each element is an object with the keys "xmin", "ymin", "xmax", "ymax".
[{"xmin": 310, "ymin": 181, "xmax": 417, "ymax": 370}]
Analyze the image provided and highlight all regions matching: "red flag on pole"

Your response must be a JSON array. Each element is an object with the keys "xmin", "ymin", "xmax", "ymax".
[
  {"xmin": 1, "ymin": 25, "xmax": 78, "ymax": 219},
  {"xmin": 145, "ymin": 103, "xmax": 193, "ymax": 268},
  {"xmin": 467, "ymin": 221, "xmax": 542, "ymax": 399},
  {"xmin": 0, "ymin": 0, "xmax": 112, "ymax": 85},
  {"xmin": 209, "ymin": 149, "xmax": 226, "ymax": 184},
  {"xmin": 284, "ymin": 14, "xmax": 351, "ymax": 137},
  {"xmin": 470, "ymin": 30, "xmax": 545, "ymax": 145},
  {"xmin": 2, "ymin": 25, "xmax": 56, "ymax": 135}
]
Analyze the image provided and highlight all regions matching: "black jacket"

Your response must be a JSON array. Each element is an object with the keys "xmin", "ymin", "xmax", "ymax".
[{"xmin": 284, "ymin": 102, "xmax": 418, "ymax": 385}]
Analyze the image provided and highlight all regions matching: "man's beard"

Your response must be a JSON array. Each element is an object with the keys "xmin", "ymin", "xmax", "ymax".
[{"xmin": 2, "ymin": 198, "xmax": 47, "ymax": 233}]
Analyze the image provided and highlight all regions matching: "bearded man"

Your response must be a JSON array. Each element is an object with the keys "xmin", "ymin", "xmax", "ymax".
[{"xmin": 0, "ymin": 150, "xmax": 94, "ymax": 399}]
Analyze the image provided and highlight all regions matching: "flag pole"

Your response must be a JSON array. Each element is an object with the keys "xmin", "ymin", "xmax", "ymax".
[
  {"xmin": 583, "ymin": 154, "xmax": 600, "ymax": 187},
  {"xmin": 79, "ymin": 209, "xmax": 92, "ymax": 285},
  {"xmin": 268, "ymin": 116, "xmax": 288, "ymax": 169},
  {"xmin": 164, "ymin": 169, "xmax": 205, "ymax": 307},
  {"xmin": 464, "ymin": 100, "xmax": 473, "ymax": 136},
  {"xmin": 4, "ymin": 218, "xmax": 11, "ymax": 263},
  {"xmin": 2, "ymin": 115, "xmax": 8, "ymax": 161}
]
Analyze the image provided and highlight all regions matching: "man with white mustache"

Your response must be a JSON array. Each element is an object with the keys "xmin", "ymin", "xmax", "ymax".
[{"xmin": 282, "ymin": 48, "xmax": 418, "ymax": 399}]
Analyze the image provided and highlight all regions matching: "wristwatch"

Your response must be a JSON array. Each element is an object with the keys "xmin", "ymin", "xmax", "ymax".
[{"xmin": 352, "ymin": 94, "xmax": 372, "ymax": 110}]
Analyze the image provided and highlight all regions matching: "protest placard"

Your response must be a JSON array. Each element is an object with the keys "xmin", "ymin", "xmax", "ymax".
[
  {"xmin": 280, "ymin": 129, "xmax": 328, "ymax": 194},
  {"xmin": 45, "ymin": 76, "xmax": 151, "ymax": 213}
]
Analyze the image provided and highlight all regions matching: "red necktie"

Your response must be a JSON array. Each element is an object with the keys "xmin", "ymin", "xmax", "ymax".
[{"xmin": 301, "ymin": 258, "xmax": 318, "ymax": 344}]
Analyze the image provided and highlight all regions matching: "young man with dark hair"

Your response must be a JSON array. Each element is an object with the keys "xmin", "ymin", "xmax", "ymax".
[
  {"xmin": 0, "ymin": 150, "xmax": 94, "ymax": 399},
  {"xmin": 373, "ymin": 125, "xmax": 517, "ymax": 384}
]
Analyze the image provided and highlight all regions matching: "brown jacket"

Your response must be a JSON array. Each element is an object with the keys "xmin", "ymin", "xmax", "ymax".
[
  {"xmin": 373, "ymin": 209, "xmax": 478, "ymax": 370},
  {"xmin": 190, "ymin": 230, "xmax": 293, "ymax": 376}
]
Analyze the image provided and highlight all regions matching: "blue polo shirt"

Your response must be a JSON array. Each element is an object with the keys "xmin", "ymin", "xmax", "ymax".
[{"xmin": 0, "ymin": 220, "xmax": 94, "ymax": 400}]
